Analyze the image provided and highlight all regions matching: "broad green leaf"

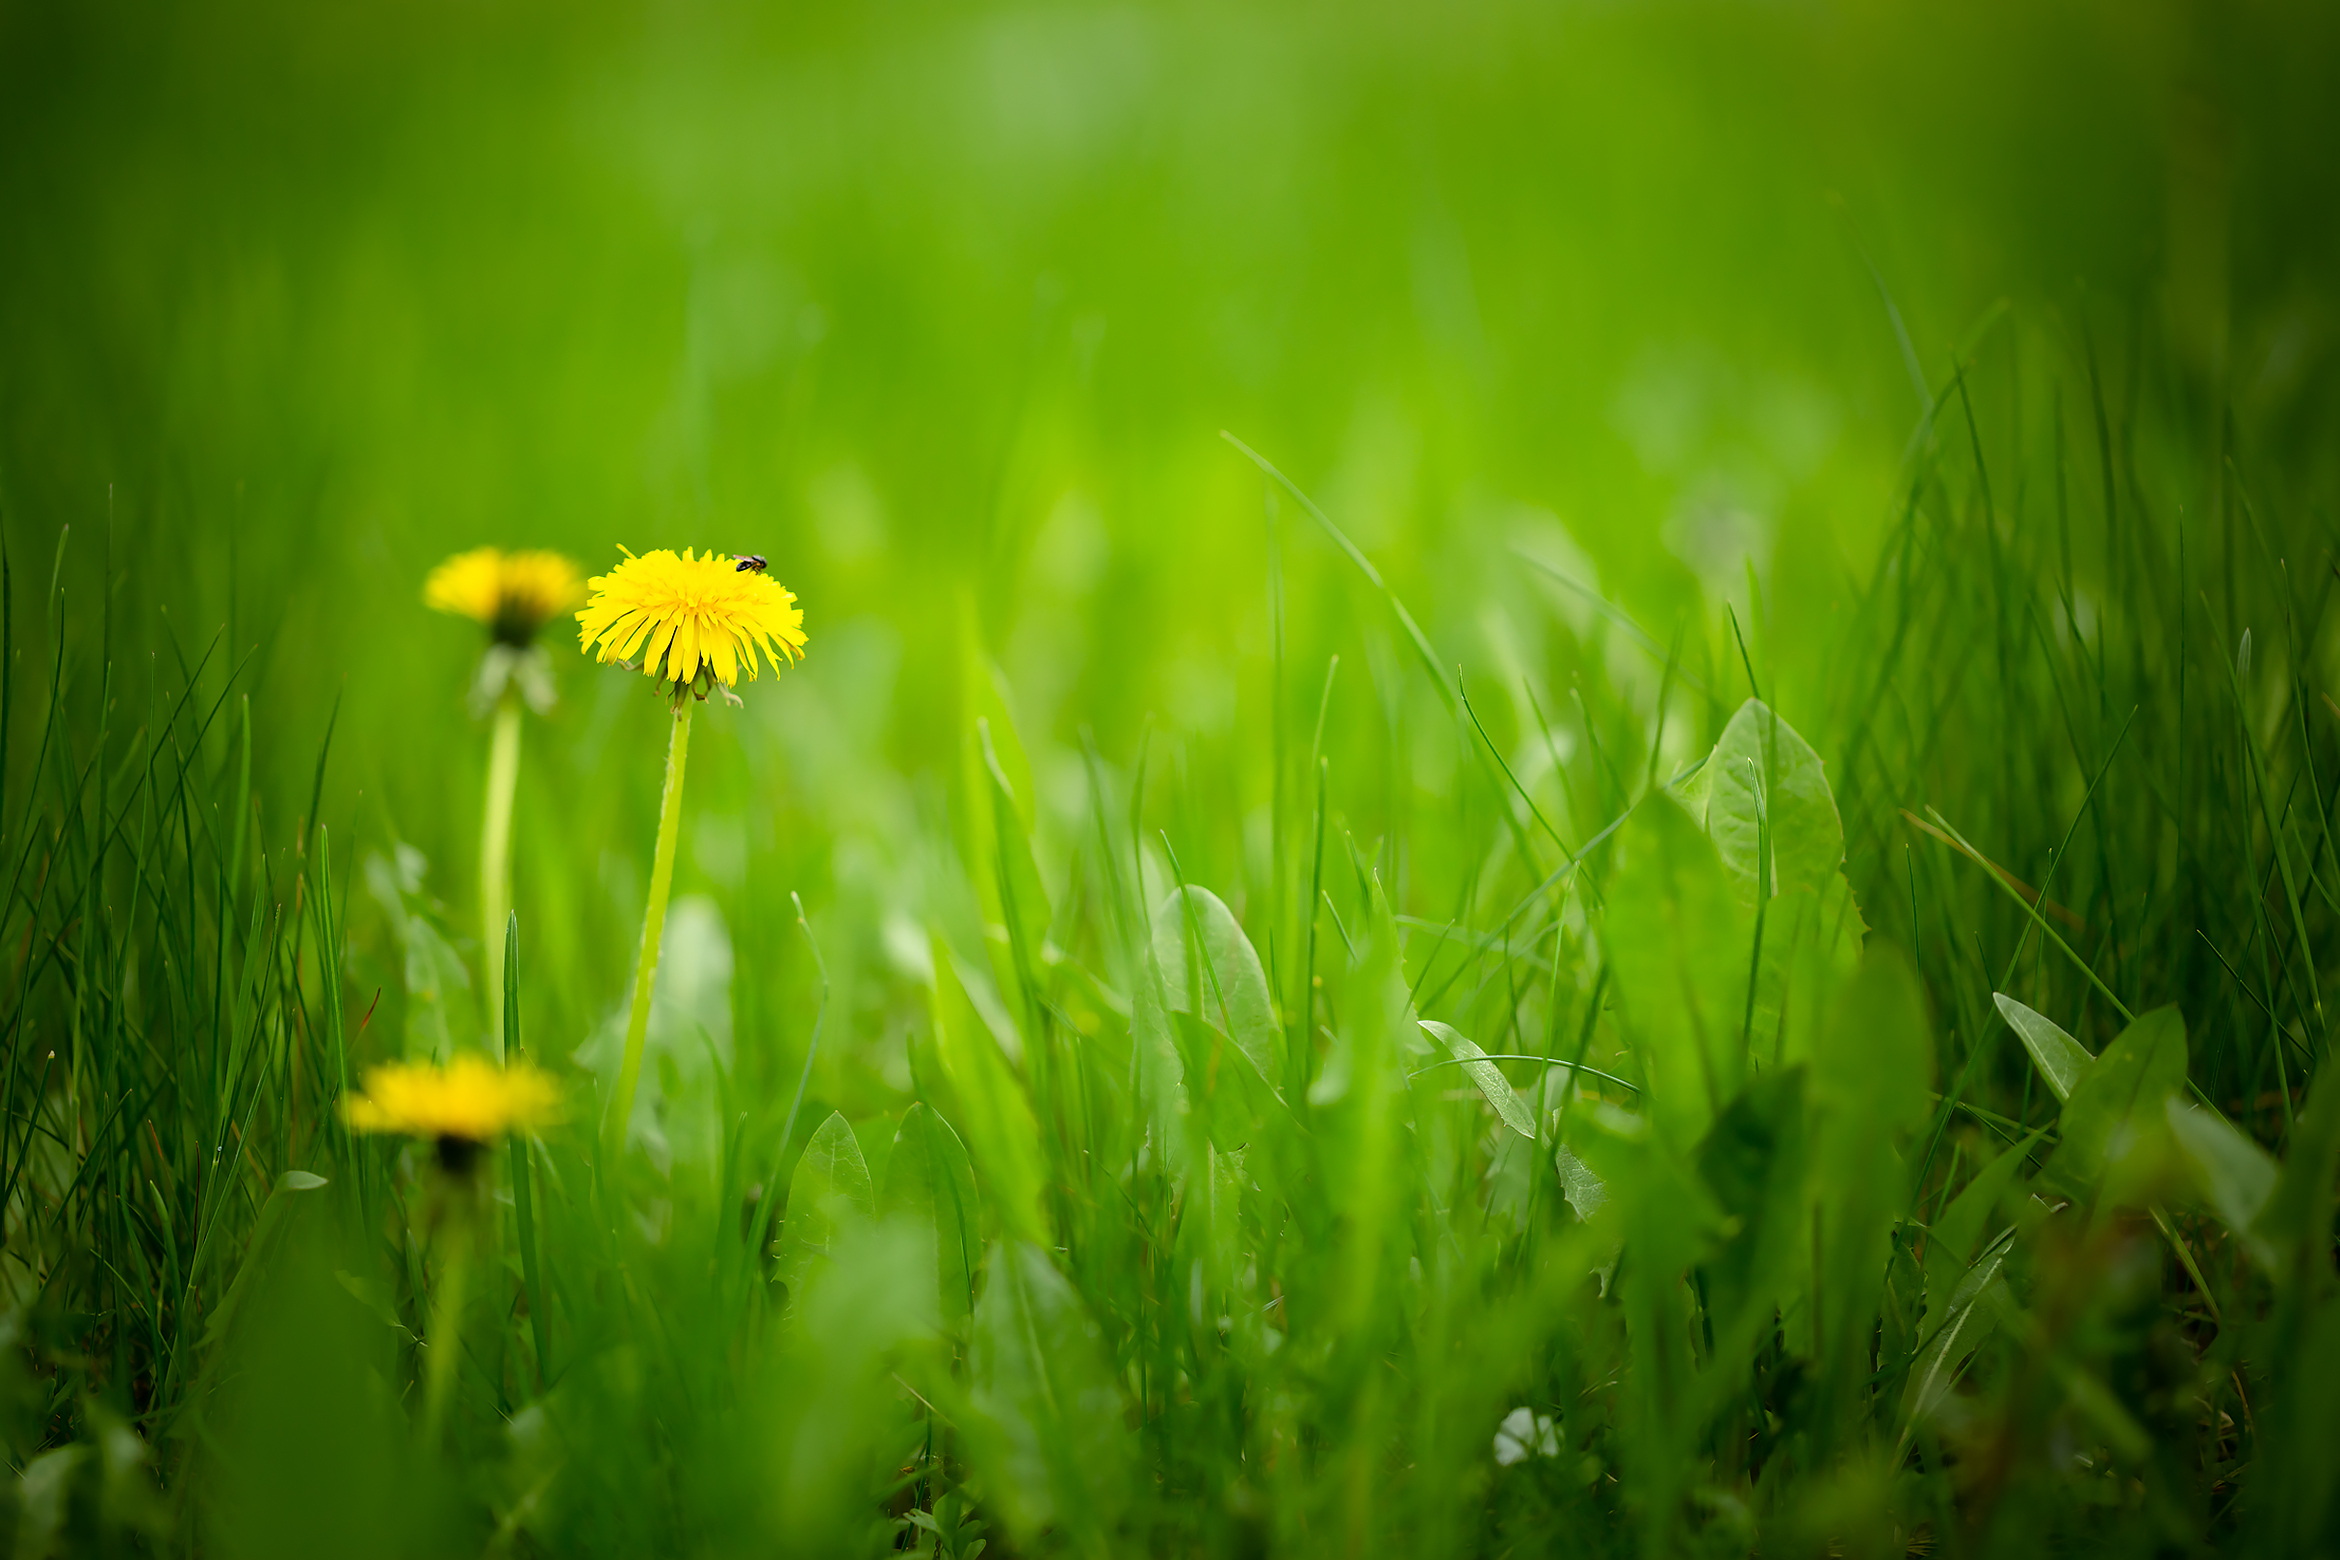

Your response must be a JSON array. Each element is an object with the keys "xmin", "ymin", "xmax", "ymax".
[
  {"xmin": 1484, "ymin": 1129, "xmax": 1535, "ymax": 1228},
  {"xmin": 1805, "ymin": 948, "xmax": 1933, "ymax": 1369},
  {"xmin": 1756, "ymin": 873, "xmax": 1869, "ymax": 1069},
  {"xmin": 2164, "ymin": 1099, "xmax": 2277, "ymax": 1265},
  {"xmin": 1914, "ymin": 1136, "xmax": 2038, "ymax": 1438},
  {"xmin": 966, "ymin": 1242, "xmax": 1131, "ymax": 1549},
  {"xmin": 1901, "ymin": 1228, "xmax": 2016, "ymax": 1434},
  {"xmin": 2050, "ymin": 1356, "xmax": 2152, "ymax": 1462},
  {"xmin": 1604, "ymin": 800, "xmax": 1755, "ymax": 1148},
  {"xmin": 2256, "ymin": 1057, "xmax": 2340, "ymax": 1281},
  {"xmin": 774, "ymin": 1111, "xmax": 876, "ymax": 1300},
  {"xmin": 770, "ymin": 1223, "xmax": 941, "ymax": 1552},
  {"xmin": 1691, "ymin": 698, "xmax": 1845, "ymax": 900},
  {"xmin": 1553, "ymin": 1143, "xmax": 1608, "ymax": 1223},
  {"xmin": 881, "ymin": 1103, "xmax": 983, "ymax": 1330},
  {"xmin": 2256, "ymin": 1294, "xmax": 2340, "ymax": 1540},
  {"xmin": 1812, "ymin": 947, "xmax": 1933, "ymax": 1138},
  {"xmin": 1609, "ymin": 706, "xmax": 1862, "ymax": 1136},
  {"xmin": 1696, "ymin": 1067, "xmax": 1807, "ymax": 1333},
  {"xmin": 332, "ymin": 1269, "xmax": 416, "ymax": 1342},
  {"xmin": 1924, "ymin": 1130, "xmax": 2044, "ymax": 1327},
  {"xmin": 1666, "ymin": 701, "xmax": 1867, "ymax": 1071},
  {"xmin": 1419, "ymin": 1020, "xmax": 1535, "ymax": 1139},
  {"xmin": 1698, "ymin": 1070, "xmax": 1804, "ymax": 1222},
  {"xmin": 1129, "ymin": 941, "xmax": 1193, "ymax": 1171},
  {"xmin": 2058, "ymin": 1005, "xmax": 2186, "ymax": 1176},
  {"xmin": 1568, "ymin": 1099, "xmax": 1726, "ymax": 1426},
  {"xmin": 1993, "ymin": 993, "xmax": 2095, "ymax": 1104},
  {"xmin": 929, "ymin": 933, "xmax": 1049, "ymax": 1242},
  {"xmin": 1176, "ymin": 1141, "xmax": 1249, "ymax": 1298},
  {"xmin": 1154, "ymin": 885, "xmax": 1284, "ymax": 1094},
  {"xmin": 197, "ymin": 1170, "xmax": 332, "ymax": 1355}
]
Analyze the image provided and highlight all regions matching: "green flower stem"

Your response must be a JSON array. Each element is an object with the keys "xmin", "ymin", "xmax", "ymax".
[
  {"xmin": 604, "ymin": 699, "xmax": 692, "ymax": 1169},
  {"xmin": 481, "ymin": 691, "xmax": 524, "ymax": 1059},
  {"xmin": 504, "ymin": 912, "xmax": 552, "ymax": 1388},
  {"xmin": 421, "ymin": 1199, "xmax": 473, "ymax": 1449}
]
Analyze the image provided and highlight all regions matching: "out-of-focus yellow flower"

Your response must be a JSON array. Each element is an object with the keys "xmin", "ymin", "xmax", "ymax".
[
  {"xmin": 575, "ymin": 546, "xmax": 806, "ymax": 699},
  {"xmin": 343, "ymin": 1056, "xmax": 562, "ymax": 1156},
  {"xmin": 425, "ymin": 547, "xmax": 585, "ymax": 647}
]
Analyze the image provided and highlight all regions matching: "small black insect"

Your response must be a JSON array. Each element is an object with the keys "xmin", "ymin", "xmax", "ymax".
[{"xmin": 732, "ymin": 554, "xmax": 768, "ymax": 574}]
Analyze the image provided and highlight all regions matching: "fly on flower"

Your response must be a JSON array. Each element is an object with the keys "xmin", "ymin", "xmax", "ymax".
[
  {"xmin": 343, "ymin": 1055, "xmax": 562, "ymax": 1176},
  {"xmin": 575, "ymin": 545, "xmax": 806, "ymax": 707}
]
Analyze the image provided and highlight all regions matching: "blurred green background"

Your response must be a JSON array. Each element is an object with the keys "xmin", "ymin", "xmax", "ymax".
[
  {"xmin": 2, "ymin": 0, "xmax": 2336, "ymax": 1091},
  {"xmin": 10, "ymin": 4, "xmax": 2340, "ymax": 1552}
]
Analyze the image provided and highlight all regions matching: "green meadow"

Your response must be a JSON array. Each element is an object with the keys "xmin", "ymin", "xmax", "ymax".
[{"xmin": 4, "ymin": 0, "xmax": 2340, "ymax": 1553}]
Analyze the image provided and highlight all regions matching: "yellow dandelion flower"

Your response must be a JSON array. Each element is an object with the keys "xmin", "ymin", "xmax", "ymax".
[
  {"xmin": 425, "ymin": 547, "xmax": 586, "ymax": 647},
  {"xmin": 575, "ymin": 546, "xmax": 806, "ymax": 697},
  {"xmin": 342, "ymin": 1056, "xmax": 562, "ymax": 1158}
]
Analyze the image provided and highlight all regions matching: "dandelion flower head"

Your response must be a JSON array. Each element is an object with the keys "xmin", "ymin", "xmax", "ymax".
[
  {"xmin": 342, "ymin": 1055, "xmax": 562, "ymax": 1146},
  {"xmin": 425, "ymin": 547, "xmax": 585, "ymax": 647},
  {"xmin": 575, "ymin": 546, "xmax": 806, "ymax": 699}
]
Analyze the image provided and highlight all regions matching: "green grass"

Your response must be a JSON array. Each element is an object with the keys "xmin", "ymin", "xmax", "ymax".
[{"xmin": 5, "ymin": 0, "xmax": 2340, "ymax": 1554}]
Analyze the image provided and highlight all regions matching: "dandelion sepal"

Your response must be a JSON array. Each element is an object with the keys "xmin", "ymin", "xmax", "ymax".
[{"xmin": 470, "ymin": 643, "xmax": 559, "ymax": 716}]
